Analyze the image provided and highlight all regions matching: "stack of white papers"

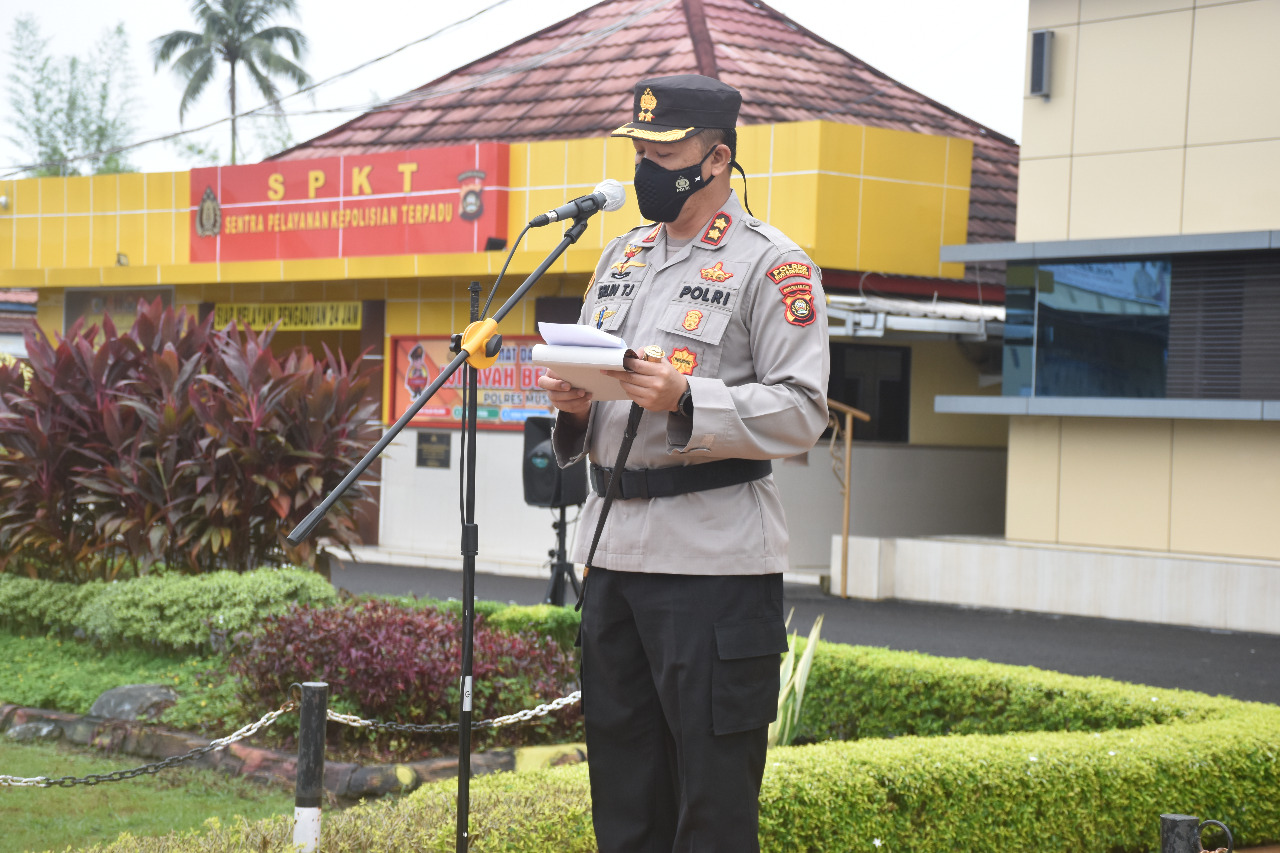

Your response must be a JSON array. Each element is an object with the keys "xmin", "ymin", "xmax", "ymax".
[{"xmin": 531, "ymin": 322, "xmax": 637, "ymax": 401}]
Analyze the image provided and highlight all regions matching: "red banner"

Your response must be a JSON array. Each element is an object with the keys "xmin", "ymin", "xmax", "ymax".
[
  {"xmin": 189, "ymin": 143, "xmax": 508, "ymax": 263},
  {"xmin": 391, "ymin": 335, "xmax": 553, "ymax": 432}
]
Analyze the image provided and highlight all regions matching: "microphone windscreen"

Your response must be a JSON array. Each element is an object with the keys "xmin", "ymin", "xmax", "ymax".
[{"xmin": 595, "ymin": 179, "xmax": 627, "ymax": 213}]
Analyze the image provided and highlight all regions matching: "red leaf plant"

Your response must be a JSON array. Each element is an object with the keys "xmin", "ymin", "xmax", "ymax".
[
  {"xmin": 0, "ymin": 298, "xmax": 380, "ymax": 580},
  {"xmin": 230, "ymin": 600, "xmax": 583, "ymax": 759}
]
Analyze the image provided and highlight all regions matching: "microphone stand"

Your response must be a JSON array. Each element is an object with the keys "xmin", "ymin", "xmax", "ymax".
[{"xmin": 287, "ymin": 216, "xmax": 593, "ymax": 853}]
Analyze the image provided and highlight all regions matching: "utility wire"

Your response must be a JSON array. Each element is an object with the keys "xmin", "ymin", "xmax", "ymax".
[{"xmin": 0, "ymin": 0, "xmax": 669, "ymax": 179}]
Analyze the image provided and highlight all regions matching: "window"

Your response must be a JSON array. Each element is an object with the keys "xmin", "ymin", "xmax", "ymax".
[
  {"xmin": 828, "ymin": 342, "xmax": 910, "ymax": 442},
  {"xmin": 1006, "ymin": 253, "xmax": 1280, "ymax": 400}
]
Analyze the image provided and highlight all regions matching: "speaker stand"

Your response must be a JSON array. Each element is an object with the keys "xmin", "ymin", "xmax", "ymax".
[{"xmin": 544, "ymin": 506, "xmax": 580, "ymax": 606}]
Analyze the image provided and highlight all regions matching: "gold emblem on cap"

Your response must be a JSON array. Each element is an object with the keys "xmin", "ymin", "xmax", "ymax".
[
  {"xmin": 641, "ymin": 345, "xmax": 665, "ymax": 362},
  {"xmin": 638, "ymin": 88, "xmax": 657, "ymax": 122}
]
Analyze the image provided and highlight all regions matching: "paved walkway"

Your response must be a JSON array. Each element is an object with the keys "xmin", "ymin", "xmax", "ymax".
[{"xmin": 326, "ymin": 555, "xmax": 1280, "ymax": 706}]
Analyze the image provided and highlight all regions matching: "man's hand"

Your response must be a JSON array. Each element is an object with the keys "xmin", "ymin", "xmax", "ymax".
[
  {"xmin": 537, "ymin": 369, "xmax": 591, "ymax": 428},
  {"xmin": 605, "ymin": 353, "xmax": 687, "ymax": 413}
]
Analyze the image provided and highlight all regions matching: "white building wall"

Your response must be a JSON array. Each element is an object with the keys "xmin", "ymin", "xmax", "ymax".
[{"xmin": 378, "ymin": 431, "xmax": 1007, "ymax": 580}]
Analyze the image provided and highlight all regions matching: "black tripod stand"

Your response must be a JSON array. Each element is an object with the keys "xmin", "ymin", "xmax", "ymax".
[{"xmin": 544, "ymin": 506, "xmax": 580, "ymax": 606}]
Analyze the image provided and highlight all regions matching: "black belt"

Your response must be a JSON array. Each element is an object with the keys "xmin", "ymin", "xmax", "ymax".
[{"xmin": 589, "ymin": 458, "xmax": 772, "ymax": 500}]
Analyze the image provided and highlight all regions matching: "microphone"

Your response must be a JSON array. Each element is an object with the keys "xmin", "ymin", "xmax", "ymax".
[{"xmin": 530, "ymin": 179, "xmax": 626, "ymax": 227}]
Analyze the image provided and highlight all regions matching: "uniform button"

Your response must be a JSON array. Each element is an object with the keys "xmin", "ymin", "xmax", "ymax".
[{"xmin": 749, "ymin": 219, "xmax": 761, "ymax": 227}]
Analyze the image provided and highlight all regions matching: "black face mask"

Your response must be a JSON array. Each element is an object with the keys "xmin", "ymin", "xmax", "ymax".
[{"xmin": 633, "ymin": 145, "xmax": 717, "ymax": 223}]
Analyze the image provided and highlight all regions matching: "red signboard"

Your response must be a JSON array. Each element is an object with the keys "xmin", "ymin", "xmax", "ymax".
[
  {"xmin": 189, "ymin": 143, "xmax": 508, "ymax": 263},
  {"xmin": 391, "ymin": 335, "xmax": 553, "ymax": 432}
]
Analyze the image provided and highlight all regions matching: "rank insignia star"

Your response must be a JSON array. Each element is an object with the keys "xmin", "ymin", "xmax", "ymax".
[{"xmin": 701, "ymin": 212, "xmax": 732, "ymax": 245}]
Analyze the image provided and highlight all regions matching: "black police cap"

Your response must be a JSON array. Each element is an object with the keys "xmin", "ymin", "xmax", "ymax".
[{"xmin": 611, "ymin": 74, "xmax": 741, "ymax": 143}]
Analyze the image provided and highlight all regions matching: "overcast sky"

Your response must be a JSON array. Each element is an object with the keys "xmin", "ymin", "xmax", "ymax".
[{"xmin": 1, "ymin": 0, "xmax": 1029, "ymax": 175}]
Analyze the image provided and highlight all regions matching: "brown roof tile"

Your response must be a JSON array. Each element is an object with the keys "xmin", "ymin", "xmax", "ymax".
[{"xmin": 274, "ymin": 0, "xmax": 1017, "ymax": 274}]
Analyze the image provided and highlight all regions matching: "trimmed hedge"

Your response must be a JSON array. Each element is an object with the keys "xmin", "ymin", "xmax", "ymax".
[
  {"xmin": 67, "ymin": 643, "xmax": 1280, "ymax": 852},
  {"xmin": 797, "ymin": 642, "xmax": 1215, "ymax": 740},
  {"xmin": 381, "ymin": 596, "xmax": 582, "ymax": 651},
  {"xmin": 0, "ymin": 568, "xmax": 337, "ymax": 653}
]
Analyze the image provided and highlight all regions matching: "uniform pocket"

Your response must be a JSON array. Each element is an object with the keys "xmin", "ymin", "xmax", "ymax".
[{"xmin": 711, "ymin": 616, "xmax": 789, "ymax": 735}]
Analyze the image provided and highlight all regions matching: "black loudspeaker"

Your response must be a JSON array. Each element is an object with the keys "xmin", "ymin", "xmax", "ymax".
[{"xmin": 522, "ymin": 417, "xmax": 587, "ymax": 508}]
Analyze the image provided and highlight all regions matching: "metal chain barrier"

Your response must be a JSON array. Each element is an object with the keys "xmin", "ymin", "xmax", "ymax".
[
  {"xmin": 326, "ymin": 690, "xmax": 581, "ymax": 735},
  {"xmin": 0, "ymin": 700, "xmax": 298, "ymax": 789},
  {"xmin": 0, "ymin": 688, "xmax": 583, "ymax": 788}
]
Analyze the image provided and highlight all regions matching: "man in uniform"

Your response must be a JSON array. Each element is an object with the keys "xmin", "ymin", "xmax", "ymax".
[{"xmin": 537, "ymin": 74, "xmax": 830, "ymax": 853}]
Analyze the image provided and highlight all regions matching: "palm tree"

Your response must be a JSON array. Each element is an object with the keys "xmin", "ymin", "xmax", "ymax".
[{"xmin": 152, "ymin": 0, "xmax": 310, "ymax": 164}]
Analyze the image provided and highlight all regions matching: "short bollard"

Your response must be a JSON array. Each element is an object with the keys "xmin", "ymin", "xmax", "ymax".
[
  {"xmin": 1161, "ymin": 814, "xmax": 1234, "ymax": 853},
  {"xmin": 293, "ymin": 682, "xmax": 328, "ymax": 853}
]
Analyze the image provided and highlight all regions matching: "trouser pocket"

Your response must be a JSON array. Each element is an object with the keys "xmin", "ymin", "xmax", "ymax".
[{"xmin": 711, "ymin": 616, "xmax": 788, "ymax": 735}]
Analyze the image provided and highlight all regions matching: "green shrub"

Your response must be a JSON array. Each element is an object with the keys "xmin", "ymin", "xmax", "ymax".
[
  {"xmin": 798, "ymin": 641, "xmax": 1216, "ymax": 741},
  {"xmin": 371, "ymin": 595, "xmax": 582, "ymax": 651},
  {"xmin": 78, "ymin": 568, "xmax": 337, "ymax": 652},
  {"xmin": 0, "ymin": 630, "xmax": 219, "ymax": 716},
  {"xmin": 0, "ymin": 568, "xmax": 337, "ymax": 654},
  {"xmin": 56, "ymin": 642, "xmax": 1280, "ymax": 853}
]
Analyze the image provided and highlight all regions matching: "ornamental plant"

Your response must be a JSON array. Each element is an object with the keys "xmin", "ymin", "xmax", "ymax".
[
  {"xmin": 0, "ymin": 298, "xmax": 379, "ymax": 580},
  {"xmin": 229, "ymin": 599, "xmax": 583, "ymax": 756}
]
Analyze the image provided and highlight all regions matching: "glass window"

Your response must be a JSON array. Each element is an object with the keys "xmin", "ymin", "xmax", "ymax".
[
  {"xmin": 827, "ymin": 343, "xmax": 910, "ymax": 442},
  {"xmin": 1005, "ymin": 260, "xmax": 1171, "ymax": 398}
]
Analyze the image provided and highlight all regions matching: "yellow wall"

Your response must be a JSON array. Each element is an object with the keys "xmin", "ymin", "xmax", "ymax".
[
  {"xmin": 1019, "ymin": 0, "xmax": 1280, "ymax": 240},
  {"xmin": 1, "ymin": 120, "xmax": 973, "ymax": 286},
  {"xmin": 3, "ymin": 121, "xmax": 977, "ymax": 436},
  {"xmin": 1006, "ymin": 416, "xmax": 1280, "ymax": 560},
  {"xmin": 908, "ymin": 340, "xmax": 1007, "ymax": 447}
]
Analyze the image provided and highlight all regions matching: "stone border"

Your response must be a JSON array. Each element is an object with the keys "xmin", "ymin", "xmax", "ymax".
[{"xmin": 0, "ymin": 703, "xmax": 528, "ymax": 801}]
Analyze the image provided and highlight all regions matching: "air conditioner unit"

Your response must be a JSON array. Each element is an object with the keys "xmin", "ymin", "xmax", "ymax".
[{"xmin": 1030, "ymin": 30, "xmax": 1053, "ymax": 99}]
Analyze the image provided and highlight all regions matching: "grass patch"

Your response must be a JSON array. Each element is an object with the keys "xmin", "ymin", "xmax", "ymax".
[{"xmin": 0, "ymin": 738, "xmax": 293, "ymax": 853}]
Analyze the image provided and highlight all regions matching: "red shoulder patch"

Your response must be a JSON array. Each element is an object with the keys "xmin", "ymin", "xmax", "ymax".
[
  {"xmin": 642, "ymin": 224, "xmax": 663, "ymax": 243},
  {"xmin": 768, "ymin": 261, "xmax": 812, "ymax": 285},
  {"xmin": 783, "ymin": 291, "xmax": 817, "ymax": 327}
]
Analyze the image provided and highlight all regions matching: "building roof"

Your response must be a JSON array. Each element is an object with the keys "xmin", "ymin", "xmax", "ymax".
[{"xmin": 275, "ymin": 0, "xmax": 1016, "ymax": 270}]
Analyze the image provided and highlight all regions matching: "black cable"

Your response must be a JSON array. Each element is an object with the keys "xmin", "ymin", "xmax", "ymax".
[{"xmin": 481, "ymin": 224, "xmax": 532, "ymax": 320}]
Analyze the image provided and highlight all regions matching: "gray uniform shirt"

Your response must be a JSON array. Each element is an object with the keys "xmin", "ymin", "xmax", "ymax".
[{"xmin": 553, "ymin": 191, "xmax": 830, "ymax": 575}]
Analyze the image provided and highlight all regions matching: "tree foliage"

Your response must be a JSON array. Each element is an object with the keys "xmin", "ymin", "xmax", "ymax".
[
  {"xmin": 152, "ymin": 0, "xmax": 310, "ymax": 164},
  {"xmin": 0, "ymin": 299, "xmax": 379, "ymax": 581},
  {"xmin": 5, "ymin": 15, "xmax": 136, "ymax": 176}
]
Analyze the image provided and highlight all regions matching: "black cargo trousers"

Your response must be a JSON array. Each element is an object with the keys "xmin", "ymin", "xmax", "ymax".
[{"xmin": 580, "ymin": 567, "xmax": 788, "ymax": 853}]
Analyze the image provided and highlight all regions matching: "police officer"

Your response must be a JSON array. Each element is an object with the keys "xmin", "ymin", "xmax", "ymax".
[{"xmin": 537, "ymin": 74, "xmax": 830, "ymax": 853}]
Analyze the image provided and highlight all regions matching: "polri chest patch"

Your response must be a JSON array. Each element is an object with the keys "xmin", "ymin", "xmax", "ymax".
[{"xmin": 670, "ymin": 347, "xmax": 698, "ymax": 375}]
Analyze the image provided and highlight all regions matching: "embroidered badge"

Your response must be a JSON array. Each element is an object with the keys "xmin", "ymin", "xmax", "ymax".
[
  {"xmin": 701, "ymin": 212, "xmax": 732, "ymax": 246},
  {"xmin": 593, "ymin": 306, "xmax": 617, "ymax": 327},
  {"xmin": 783, "ymin": 292, "xmax": 816, "ymax": 327},
  {"xmin": 700, "ymin": 261, "xmax": 733, "ymax": 282},
  {"xmin": 768, "ymin": 261, "xmax": 812, "ymax": 284},
  {"xmin": 670, "ymin": 347, "xmax": 698, "ymax": 375},
  {"xmin": 682, "ymin": 309, "xmax": 704, "ymax": 331},
  {"xmin": 638, "ymin": 88, "xmax": 657, "ymax": 122},
  {"xmin": 642, "ymin": 224, "xmax": 663, "ymax": 243},
  {"xmin": 778, "ymin": 279, "xmax": 815, "ymax": 327},
  {"xmin": 610, "ymin": 258, "xmax": 647, "ymax": 278}
]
